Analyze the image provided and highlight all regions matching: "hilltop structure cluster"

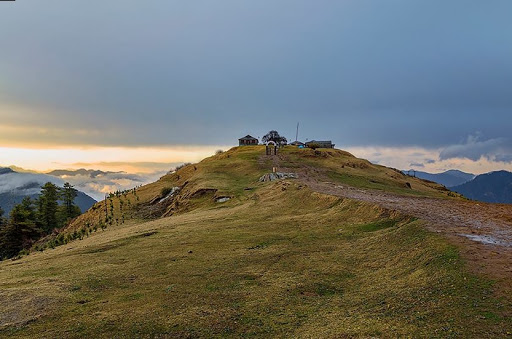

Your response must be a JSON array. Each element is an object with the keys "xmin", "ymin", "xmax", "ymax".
[{"xmin": 238, "ymin": 134, "xmax": 334, "ymax": 149}]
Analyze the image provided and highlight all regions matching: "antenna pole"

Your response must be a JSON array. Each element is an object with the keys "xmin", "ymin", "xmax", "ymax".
[{"xmin": 295, "ymin": 122, "xmax": 299, "ymax": 142}]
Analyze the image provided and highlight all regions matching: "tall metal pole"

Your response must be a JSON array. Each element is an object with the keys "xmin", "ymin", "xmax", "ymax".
[{"xmin": 295, "ymin": 122, "xmax": 299, "ymax": 142}]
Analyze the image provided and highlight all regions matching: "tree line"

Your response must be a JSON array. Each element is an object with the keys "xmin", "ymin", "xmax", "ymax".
[{"xmin": 0, "ymin": 182, "xmax": 81, "ymax": 260}]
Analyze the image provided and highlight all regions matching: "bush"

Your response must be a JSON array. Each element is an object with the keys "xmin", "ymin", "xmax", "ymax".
[
  {"xmin": 307, "ymin": 143, "xmax": 321, "ymax": 150},
  {"xmin": 215, "ymin": 149, "xmax": 224, "ymax": 155},
  {"xmin": 56, "ymin": 233, "xmax": 65, "ymax": 245},
  {"xmin": 161, "ymin": 187, "xmax": 173, "ymax": 197}
]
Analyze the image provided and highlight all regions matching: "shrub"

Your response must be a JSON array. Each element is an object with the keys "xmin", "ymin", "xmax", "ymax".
[
  {"xmin": 56, "ymin": 233, "xmax": 65, "ymax": 245},
  {"xmin": 161, "ymin": 187, "xmax": 173, "ymax": 197},
  {"xmin": 308, "ymin": 143, "xmax": 321, "ymax": 150},
  {"xmin": 215, "ymin": 149, "xmax": 224, "ymax": 155}
]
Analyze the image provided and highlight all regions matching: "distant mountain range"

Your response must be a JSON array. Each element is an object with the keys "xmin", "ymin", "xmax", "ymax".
[
  {"xmin": 450, "ymin": 171, "xmax": 512, "ymax": 204},
  {"xmin": 404, "ymin": 169, "xmax": 512, "ymax": 204},
  {"xmin": 405, "ymin": 169, "xmax": 475, "ymax": 187},
  {"xmin": 0, "ymin": 167, "xmax": 96, "ymax": 215}
]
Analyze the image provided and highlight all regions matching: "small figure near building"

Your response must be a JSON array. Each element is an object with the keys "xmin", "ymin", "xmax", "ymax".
[{"xmin": 238, "ymin": 135, "xmax": 259, "ymax": 146}]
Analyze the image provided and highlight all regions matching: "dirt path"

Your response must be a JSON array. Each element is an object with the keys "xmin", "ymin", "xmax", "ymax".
[
  {"xmin": 305, "ymin": 179, "xmax": 512, "ymax": 293},
  {"xmin": 261, "ymin": 152, "xmax": 512, "ymax": 291}
]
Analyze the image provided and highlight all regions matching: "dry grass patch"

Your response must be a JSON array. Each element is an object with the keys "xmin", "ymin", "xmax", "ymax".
[{"xmin": 1, "ymin": 182, "xmax": 510, "ymax": 337}]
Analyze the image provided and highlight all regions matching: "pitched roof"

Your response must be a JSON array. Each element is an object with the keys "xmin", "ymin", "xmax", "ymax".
[{"xmin": 239, "ymin": 135, "xmax": 258, "ymax": 140}]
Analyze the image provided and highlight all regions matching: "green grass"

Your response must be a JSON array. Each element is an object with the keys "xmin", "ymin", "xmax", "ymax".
[
  {"xmin": 358, "ymin": 218, "xmax": 401, "ymax": 232},
  {"xmin": 1, "ymin": 181, "xmax": 510, "ymax": 338},
  {"xmin": 278, "ymin": 146, "xmax": 452, "ymax": 198},
  {"xmin": 1, "ymin": 146, "xmax": 509, "ymax": 337},
  {"xmin": 327, "ymin": 171, "xmax": 437, "ymax": 197}
]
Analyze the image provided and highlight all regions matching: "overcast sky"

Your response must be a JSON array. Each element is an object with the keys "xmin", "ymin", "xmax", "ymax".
[{"xmin": 1, "ymin": 0, "xmax": 511, "ymax": 174}]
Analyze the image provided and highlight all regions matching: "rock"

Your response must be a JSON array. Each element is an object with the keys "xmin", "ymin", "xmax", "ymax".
[
  {"xmin": 258, "ymin": 172, "xmax": 298, "ymax": 182},
  {"xmin": 149, "ymin": 187, "xmax": 180, "ymax": 204},
  {"xmin": 216, "ymin": 197, "xmax": 231, "ymax": 203}
]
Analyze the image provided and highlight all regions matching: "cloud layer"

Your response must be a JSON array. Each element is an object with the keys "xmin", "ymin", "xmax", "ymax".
[
  {"xmin": 439, "ymin": 134, "xmax": 511, "ymax": 162},
  {"xmin": 1, "ymin": 1, "xmax": 511, "ymax": 151},
  {"xmin": 48, "ymin": 169, "xmax": 165, "ymax": 201},
  {"xmin": 0, "ymin": 172, "xmax": 63, "ymax": 195}
]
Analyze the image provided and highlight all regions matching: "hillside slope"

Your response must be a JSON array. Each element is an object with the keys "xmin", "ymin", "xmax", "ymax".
[
  {"xmin": 1, "ymin": 146, "xmax": 511, "ymax": 338},
  {"xmin": 64, "ymin": 146, "xmax": 456, "ymax": 236}
]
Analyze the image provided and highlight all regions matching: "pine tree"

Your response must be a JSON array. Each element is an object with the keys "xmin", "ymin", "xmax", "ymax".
[
  {"xmin": 38, "ymin": 182, "xmax": 60, "ymax": 233},
  {"xmin": 60, "ymin": 182, "xmax": 80, "ymax": 222},
  {"xmin": 0, "ymin": 206, "xmax": 5, "ymax": 232},
  {"xmin": 0, "ymin": 198, "xmax": 40, "ymax": 259}
]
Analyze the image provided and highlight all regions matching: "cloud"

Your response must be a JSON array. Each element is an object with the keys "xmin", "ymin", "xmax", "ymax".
[
  {"xmin": 439, "ymin": 134, "xmax": 511, "ymax": 162},
  {"xmin": 495, "ymin": 154, "xmax": 512, "ymax": 163},
  {"xmin": 0, "ymin": 172, "xmax": 64, "ymax": 195},
  {"xmin": 409, "ymin": 163, "xmax": 425, "ymax": 168},
  {"xmin": 345, "ymin": 145, "xmax": 512, "ymax": 175},
  {"xmin": 0, "ymin": 168, "xmax": 162, "ymax": 201},
  {"xmin": 69, "ymin": 161, "xmax": 180, "ymax": 172},
  {"xmin": 48, "ymin": 169, "xmax": 166, "ymax": 201},
  {"xmin": 1, "ymin": 2, "xmax": 512, "ymax": 149}
]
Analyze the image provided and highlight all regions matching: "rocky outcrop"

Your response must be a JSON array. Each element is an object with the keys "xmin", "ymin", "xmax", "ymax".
[{"xmin": 259, "ymin": 172, "xmax": 298, "ymax": 182}]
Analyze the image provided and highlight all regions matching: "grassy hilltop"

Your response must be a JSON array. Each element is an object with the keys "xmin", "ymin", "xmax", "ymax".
[{"xmin": 1, "ymin": 146, "xmax": 510, "ymax": 338}]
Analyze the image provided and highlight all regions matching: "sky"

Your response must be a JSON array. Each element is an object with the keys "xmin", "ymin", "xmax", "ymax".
[{"xmin": 1, "ymin": 0, "xmax": 512, "ymax": 175}]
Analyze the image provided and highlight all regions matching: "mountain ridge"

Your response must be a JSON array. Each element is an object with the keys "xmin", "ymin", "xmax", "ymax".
[
  {"xmin": 451, "ymin": 170, "xmax": 512, "ymax": 204},
  {"xmin": 403, "ymin": 169, "xmax": 475, "ymax": 187}
]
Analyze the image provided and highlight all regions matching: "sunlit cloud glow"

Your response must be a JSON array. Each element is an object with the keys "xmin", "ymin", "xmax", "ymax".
[
  {"xmin": 0, "ymin": 145, "xmax": 229, "ymax": 173},
  {"xmin": 346, "ymin": 146, "xmax": 512, "ymax": 175}
]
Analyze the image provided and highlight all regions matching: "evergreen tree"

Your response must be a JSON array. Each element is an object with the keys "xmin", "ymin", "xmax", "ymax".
[
  {"xmin": 38, "ymin": 182, "xmax": 60, "ymax": 233},
  {"xmin": 0, "ymin": 206, "xmax": 5, "ymax": 230},
  {"xmin": 0, "ymin": 198, "xmax": 40, "ymax": 259},
  {"xmin": 60, "ymin": 182, "xmax": 80, "ymax": 222}
]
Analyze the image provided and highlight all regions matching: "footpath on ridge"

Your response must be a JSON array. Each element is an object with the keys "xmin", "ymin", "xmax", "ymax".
[{"xmin": 273, "ymin": 153, "xmax": 512, "ymax": 294}]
